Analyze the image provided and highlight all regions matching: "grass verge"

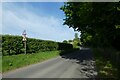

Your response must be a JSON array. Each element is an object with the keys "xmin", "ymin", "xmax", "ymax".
[
  {"xmin": 92, "ymin": 47, "xmax": 120, "ymax": 79},
  {"xmin": 3, "ymin": 51, "xmax": 60, "ymax": 72}
]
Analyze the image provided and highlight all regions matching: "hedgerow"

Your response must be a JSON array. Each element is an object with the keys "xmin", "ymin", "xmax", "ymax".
[{"xmin": 2, "ymin": 35, "xmax": 73, "ymax": 56}]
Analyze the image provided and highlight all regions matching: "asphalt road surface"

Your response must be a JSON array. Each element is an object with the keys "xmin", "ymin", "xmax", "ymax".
[{"xmin": 3, "ymin": 47, "xmax": 97, "ymax": 78}]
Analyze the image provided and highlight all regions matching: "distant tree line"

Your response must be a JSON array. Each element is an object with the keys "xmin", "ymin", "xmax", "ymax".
[{"xmin": 63, "ymin": 33, "xmax": 81, "ymax": 48}]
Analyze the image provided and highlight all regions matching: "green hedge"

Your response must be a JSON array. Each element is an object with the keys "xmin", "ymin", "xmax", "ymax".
[
  {"xmin": 58, "ymin": 43, "xmax": 73, "ymax": 50},
  {"xmin": 2, "ymin": 35, "xmax": 73, "ymax": 56}
]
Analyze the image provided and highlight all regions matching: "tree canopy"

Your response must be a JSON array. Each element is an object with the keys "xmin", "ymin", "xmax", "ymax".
[
  {"xmin": 63, "ymin": 40, "xmax": 68, "ymax": 43},
  {"xmin": 60, "ymin": 2, "xmax": 120, "ymax": 50}
]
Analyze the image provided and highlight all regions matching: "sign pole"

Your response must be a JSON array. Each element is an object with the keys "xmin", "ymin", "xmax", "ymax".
[
  {"xmin": 22, "ymin": 30, "xmax": 27, "ymax": 54},
  {"xmin": 24, "ymin": 40, "xmax": 26, "ymax": 54}
]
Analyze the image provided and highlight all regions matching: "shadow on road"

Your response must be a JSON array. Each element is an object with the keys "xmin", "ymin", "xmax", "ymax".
[
  {"xmin": 59, "ymin": 48, "xmax": 94, "ymax": 64},
  {"xmin": 59, "ymin": 47, "xmax": 98, "ymax": 78}
]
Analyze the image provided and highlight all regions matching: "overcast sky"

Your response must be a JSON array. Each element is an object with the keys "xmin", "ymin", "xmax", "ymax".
[{"xmin": 2, "ymin": 2, "xmax": 80, "ymax": 42}]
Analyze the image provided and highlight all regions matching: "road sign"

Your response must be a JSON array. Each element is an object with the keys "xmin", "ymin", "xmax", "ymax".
[{"xmin": 22, "ymin": 30, "xmax": 27, "ymax": 41}]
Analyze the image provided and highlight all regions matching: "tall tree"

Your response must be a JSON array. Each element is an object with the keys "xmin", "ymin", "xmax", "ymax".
[{"xmin": 60, "ymin": 2, "xmax": 120, "ymax": 50}]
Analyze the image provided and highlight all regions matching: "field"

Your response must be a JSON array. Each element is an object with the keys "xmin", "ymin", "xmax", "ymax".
[{"xmin": 3, "ymin": 51, "xmax": 60, "ymax": 72}]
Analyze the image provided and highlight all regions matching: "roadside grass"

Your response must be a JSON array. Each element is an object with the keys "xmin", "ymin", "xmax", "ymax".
[
  {"xmin": 3, "ymin": 51, "xmax": 60, "ymax": 72},
  {"xmin": 92, "ymin": 47, "xmax": 120, "ymax": 79}
]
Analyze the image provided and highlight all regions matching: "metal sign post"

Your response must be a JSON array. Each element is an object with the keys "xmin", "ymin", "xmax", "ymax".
[{"xmin": 22, "ymin": 30, "xmax": 27, "ymax": 54}]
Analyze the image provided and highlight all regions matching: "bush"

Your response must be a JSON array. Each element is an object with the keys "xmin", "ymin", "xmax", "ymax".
[{"xmin": 58, "ymin": 43, "xmax": 73, "ymax": 50}]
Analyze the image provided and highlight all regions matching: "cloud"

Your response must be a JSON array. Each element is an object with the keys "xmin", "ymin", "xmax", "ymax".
[{"xmin": 2, "ymin": 3, "xmax": 80, "ymax": 42}]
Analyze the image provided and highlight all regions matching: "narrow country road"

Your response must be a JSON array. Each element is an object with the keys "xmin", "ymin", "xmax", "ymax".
[{"xmin": 3, "ymin": 48, "xmax": 98, "ymax": 78}]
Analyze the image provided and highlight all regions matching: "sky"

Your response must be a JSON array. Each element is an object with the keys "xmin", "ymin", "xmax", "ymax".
[
  {"xmin": 2, "ymin": 2, "xmax": 80, "ymax": 42},
  {"xmin": 0, "ymin": 2, "xmax": 2, "ymax": 34}
]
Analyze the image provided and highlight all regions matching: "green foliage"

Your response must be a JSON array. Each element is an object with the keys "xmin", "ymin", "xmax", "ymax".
[
  {"xmin": 68, "ymin": 40, "xmax": 72, "ymax": 43},
  {"xmin": 58, "ymin": 42, "xmax": 73, "ymax": 50},
  {"xmin": 60, "ymin": 2, "xmax": 120, "ymax": 50},
  {"xmin": 80, "ymin": 32, "xmax": 92, "ymax": 46},
  {"xmin": 2, "ymin": 35, "xmax": 23, "ymax": 55},
  {"xmin": 72, "ymin": 40, "xmax": 79, "ymax": 48},
  {"xmin": 26, "ymin": 38, "xmax": 58, "ymax": 53},
  {"xmin": 2, "ymin": 35, "xmax": 73, "ymax": 56},
  {"xmin": 92, "ymin": 47, "xmax": 120, "ymax": 79},
  {"xmin": 63, "ymin": 40, "xmax": 68, "ymax": 43},
  {"xmin": 73, "ymin": 33, "xmax": 81, "ymax": 48},
  {"xmin": 61, "ymin": 2, "xmax": 120, "ymax": 78}
]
